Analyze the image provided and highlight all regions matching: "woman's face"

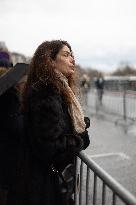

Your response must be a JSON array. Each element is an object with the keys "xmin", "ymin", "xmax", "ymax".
[{"xmin": 52, "ymin": 45, "xmax": 75, "ymax": 77}]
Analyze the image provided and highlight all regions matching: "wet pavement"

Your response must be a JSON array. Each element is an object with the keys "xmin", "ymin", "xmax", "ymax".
[{"xmin": 84, "ymin": 108, "xmax": 136, "ymax": 196}]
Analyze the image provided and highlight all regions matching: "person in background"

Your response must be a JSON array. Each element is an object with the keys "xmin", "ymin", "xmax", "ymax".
[
  {"xmin": 7, "ymin": 40, "xmax": 90, "ymax": 205},
  {"xmin": 0, "ymin": 46, "xmax": 21, "ymax": 205},
  {"xmin": 0, "ymin": 42, "xmax": 13, "ymax": 69},
  {"xmin": 95, "ymin": 73, "xmax": 105, "ymax": 105},
  {"xmin": 80, "ymin": 74, "xmax": 90, "ymax": 106}
]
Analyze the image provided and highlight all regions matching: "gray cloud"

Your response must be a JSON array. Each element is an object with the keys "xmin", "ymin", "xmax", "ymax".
[{"xmin": 1, "ymin": 0, "xmax": 136, "ymax": 71}]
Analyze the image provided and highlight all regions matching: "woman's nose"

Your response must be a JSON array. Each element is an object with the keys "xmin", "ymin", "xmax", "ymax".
[{"xmin": 70, "ymin": 56, "xmax": 75, "ymax": 65}]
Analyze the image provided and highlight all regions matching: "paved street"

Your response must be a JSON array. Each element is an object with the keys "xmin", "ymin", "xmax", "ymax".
[
  {"xmin": 85, "ymin": 111, "xmax": 136, "ymax": 197},
  {"xmin": 76, "ymin": 91, "xmax": 136, "ymax": 205}
]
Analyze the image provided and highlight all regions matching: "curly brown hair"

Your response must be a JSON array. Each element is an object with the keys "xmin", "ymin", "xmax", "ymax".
[{"xmin": 22, "ymin": 40, "xmax": 78, "ymax": 112}]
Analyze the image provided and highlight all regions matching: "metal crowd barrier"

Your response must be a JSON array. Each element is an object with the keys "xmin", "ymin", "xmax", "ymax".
[
  {"xmin": 88, "ymin": 89, "xmax": 136, "ymax": 121},
  {"xmin": 75, "ymin": 152, "xmax": 136, "ymax": 205}
]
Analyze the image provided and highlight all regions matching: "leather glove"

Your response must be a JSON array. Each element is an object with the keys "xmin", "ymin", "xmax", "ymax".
[
  {"xmin": 80, "ymin": 130, "xmax": 90, "ymax": 150},
  {"xmin": 84, "ymin": 117, "xmax": 90, "ymax": 129}
]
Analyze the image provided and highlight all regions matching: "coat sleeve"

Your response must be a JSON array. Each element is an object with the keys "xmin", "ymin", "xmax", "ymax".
[{"xmin": 26, "ymin": 90, "xmax": 84, "ymax": 167}]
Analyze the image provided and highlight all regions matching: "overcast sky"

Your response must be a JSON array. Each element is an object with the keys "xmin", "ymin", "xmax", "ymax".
[{"xmin": 0, "ymin": 0, "xmax": 136, "ymax": 71}]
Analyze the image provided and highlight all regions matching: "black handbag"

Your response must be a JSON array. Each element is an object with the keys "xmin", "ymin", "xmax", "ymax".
[{"xmin": 50, "ymin": 163, "xmax": 75, "ymax": 200}]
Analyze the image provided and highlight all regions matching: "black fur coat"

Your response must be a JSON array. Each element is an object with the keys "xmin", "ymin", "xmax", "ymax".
[{"xmin": 7, "ymin": 83, "xmax": 90, "ymax": 205}]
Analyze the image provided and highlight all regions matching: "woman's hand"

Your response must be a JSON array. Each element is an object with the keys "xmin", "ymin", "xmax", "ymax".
[
  {"xmin": 84, "ymin": 117, "xmax": 90, "ymax": 129},
  {"xmin": 79, "ymin": 130, "xmax": 90, "ymax": 150}
]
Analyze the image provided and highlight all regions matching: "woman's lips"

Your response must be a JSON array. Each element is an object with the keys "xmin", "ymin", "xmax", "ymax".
[{"xmin": 70, "ymin": 65, "xmax": 75, "ymax": 70}]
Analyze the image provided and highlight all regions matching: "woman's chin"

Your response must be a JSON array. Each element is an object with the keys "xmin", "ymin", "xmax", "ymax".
[{"xmin": 68, "ymin": 70, "xmax": 75, "ymax": 77}]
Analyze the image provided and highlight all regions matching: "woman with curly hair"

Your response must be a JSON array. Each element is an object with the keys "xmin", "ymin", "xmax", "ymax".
[{"xmin": 8, "ymin": 40, "xmax": 90, "ymax": 205}]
